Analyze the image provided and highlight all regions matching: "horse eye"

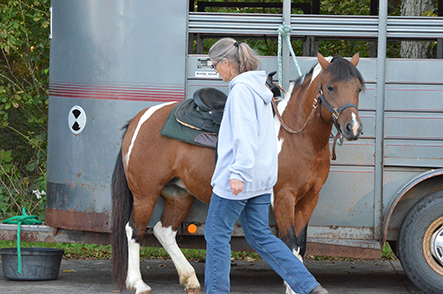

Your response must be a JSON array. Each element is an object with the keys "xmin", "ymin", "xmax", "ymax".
[{"xmin": 327, "ymin": 85, "xmax": 335, "ymax": 93}]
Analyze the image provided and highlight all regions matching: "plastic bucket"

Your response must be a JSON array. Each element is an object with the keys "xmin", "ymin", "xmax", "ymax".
[{"xmin": 0, "ymin": 247, "xmax": 64, "ymax": 280}]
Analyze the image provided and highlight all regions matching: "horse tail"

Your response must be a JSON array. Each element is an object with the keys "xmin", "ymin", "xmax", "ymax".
[{"xmin": 111, "ymin": 139, "xmax": 133, "ymax": 290}]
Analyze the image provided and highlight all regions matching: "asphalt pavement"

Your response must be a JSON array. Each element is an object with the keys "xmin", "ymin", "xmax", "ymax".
[{"xmin": 0, "ymin": 257, "xmax": 425, "ymax": 293}]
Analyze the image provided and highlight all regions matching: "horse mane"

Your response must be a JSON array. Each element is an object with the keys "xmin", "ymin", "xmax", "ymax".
[
  {"xmin": 289, "ymin": 64, "xmax": 316, "ymax": 96},
  {"xmin": 292, "ymin": 55, "xmax": 365, "ymax": 95},
  {"xmin": 328, "ymin": 56, "xmax": 366, "ymax": 90}
]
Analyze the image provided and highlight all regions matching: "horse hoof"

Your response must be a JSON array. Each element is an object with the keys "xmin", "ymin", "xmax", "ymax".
[{"xmin": 186, "ymin": 288, "xmax": 201, "ymax": 294}]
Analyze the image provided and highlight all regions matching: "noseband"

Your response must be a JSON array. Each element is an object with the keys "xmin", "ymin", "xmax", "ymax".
[{"xmin": 272, "ymin": 72, "xmax": 359, "ymax": 160}]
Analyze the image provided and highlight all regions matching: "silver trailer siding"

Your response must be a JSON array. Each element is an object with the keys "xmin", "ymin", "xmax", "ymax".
[{"xmin": 46, "ymin": 0, "xmax": 188, "ymax": 232}]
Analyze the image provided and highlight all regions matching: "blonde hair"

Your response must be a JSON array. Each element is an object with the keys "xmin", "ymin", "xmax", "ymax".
[{"xmin": 208, "ymin": 38, "xmax": 261, "ymax": 74}]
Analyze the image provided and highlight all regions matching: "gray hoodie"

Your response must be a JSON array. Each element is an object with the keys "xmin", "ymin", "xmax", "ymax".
[{"xmin": 211, "ymin": 70, "xmax": 278, "ymax": 200}]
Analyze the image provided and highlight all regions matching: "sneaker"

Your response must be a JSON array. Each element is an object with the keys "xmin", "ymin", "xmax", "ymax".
[{"xmin": 309, "ymin": 285, "xmax": 329, "ymax": 294}]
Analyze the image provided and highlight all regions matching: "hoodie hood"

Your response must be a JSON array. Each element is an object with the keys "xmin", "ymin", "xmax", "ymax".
[{"xmin": 229, "ymin": 71, "xmax": 273, "ymax": 104}]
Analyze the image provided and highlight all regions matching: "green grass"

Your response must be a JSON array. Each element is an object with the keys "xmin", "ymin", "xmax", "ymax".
[
  {"xmin": 0, "ymin": 240, "xmax": 257, "ymax": 261},
  {"xmin": 306, "ymin": 242, "xmax": 397, "ymax": 262},
  {"xmin": 0, "ymin": 241, "xmax": 113, "ymax": 260},
  {"xmin": 0, "ymin": 240, "xmax": 397, "ymax": 261},
  {"xmin": 381, "ymin": 242, "xmax": 397, "ymax": 260}
]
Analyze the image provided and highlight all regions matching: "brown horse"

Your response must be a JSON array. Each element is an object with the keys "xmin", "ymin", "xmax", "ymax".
[{"xmin": 111, "ymin": 53, "xmax": 364, "ymax": 294}]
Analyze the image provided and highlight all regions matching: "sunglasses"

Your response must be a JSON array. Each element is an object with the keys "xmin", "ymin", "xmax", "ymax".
[{"xmin": 211, "ymin": 60, "xmax": 220, "ymax": 69}]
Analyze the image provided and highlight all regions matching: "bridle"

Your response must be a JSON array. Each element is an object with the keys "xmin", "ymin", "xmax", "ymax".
[
  {"xmin": 316, "ymin": 73, "xmax": 359, "ymax": 136},
  {"xmin": 271, "ymin": 72, "xmax": 359, "ymax": 160}
]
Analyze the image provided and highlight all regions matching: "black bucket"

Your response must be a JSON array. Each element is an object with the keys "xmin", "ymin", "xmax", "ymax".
[{"xmin": 0, "ymin": 247, "xmax": 64, "ymax": 280}]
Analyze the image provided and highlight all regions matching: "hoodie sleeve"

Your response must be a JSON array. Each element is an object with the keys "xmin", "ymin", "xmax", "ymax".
[{"xmin": 227, "ymin": 83, "xmax": 259, "ymax": 183}]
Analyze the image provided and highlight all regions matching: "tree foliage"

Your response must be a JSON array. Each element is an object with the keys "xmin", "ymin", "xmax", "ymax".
[
  {"xmin": 0, "ymin": 0, "xmax": 50, "ymax": 220},
  {"xmin": 194, "ymin": 0, "xmax": 404, "ymax": 58}
]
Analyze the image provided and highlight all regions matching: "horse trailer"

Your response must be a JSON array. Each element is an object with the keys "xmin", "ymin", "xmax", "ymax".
[{"xmin": 0, "ymin": 0, "xmax": 442, "ymax": 292}]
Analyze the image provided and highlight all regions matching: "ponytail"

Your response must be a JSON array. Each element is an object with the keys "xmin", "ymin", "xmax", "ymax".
[
  {"xmin": 208, "ymin": 38, "xmax": 261, "ymax": 74},
  {"xmin": 236, "ymin": 42, "xmax": 261, "ymax": 73}
]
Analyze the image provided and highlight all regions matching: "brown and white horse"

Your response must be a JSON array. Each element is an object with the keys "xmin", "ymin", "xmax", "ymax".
[{"xmin": 111, "ymin": 53, "xmax": 365, "ymax": 294}]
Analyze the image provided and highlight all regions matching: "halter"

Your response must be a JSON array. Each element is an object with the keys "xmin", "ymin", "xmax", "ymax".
[
  {"xmin": 272, "ymin": 72, "xmax": 359, "ymax": 160},
  {"xmin": 316, "ymin": 73, "xmax": 358, "ymax": 135}
]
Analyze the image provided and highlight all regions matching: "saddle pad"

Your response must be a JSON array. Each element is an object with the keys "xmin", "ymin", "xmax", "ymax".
[{"xmin": 160, "ymin": 101, "xmax": 218, "ymax": 149}]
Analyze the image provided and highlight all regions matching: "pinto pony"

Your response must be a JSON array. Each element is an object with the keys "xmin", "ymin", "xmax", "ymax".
[{"xmin": 112, "ymin": 53, "xmax": 365, "ymax": 294}]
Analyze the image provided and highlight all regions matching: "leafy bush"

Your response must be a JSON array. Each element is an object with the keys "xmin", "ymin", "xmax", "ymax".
[{"xmin": 0, "ymin": 0, "xmax": 50, "ymax": 221}]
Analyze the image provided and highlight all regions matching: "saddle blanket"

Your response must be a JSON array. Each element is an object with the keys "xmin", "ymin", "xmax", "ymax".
[{"xmin": 160, "ymin": 100, "xmax": 218, "ymax": 149}]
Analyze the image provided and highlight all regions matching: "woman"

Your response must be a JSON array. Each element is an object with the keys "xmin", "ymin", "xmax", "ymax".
[{"xmin": 204, "ymin": 37, "xmax": 328, "ymax": 294}]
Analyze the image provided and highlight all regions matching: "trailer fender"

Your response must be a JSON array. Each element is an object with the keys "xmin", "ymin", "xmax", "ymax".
[{"xmin": 382, "ymin": 168, "xmax": 443, "ymax": 244}]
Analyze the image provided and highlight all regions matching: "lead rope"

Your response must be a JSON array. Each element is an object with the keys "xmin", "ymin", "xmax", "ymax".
[
  {"xmin": 331, "ymin": 132, "xmax": 342, "ymax": 160},
  {"xmin": 275, "ymin": 24, "xmax": 317, "ymax": 134},
  {"xmin": 277, "ymin": 24, "xmax": 303, "ymax": 87},
  {"xmin": 271, "ymin": 96, "xmax": 319, "ymax": 134},
  {"xmin": 3, "ymin": 207, "xmax": 42, "ymax": 273},
  {"xmin": 277, "ymin": 24, "xmax": 339, "ymax": 160}
]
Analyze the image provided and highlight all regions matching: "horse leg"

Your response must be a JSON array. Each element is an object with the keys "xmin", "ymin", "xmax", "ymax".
[
  {"xmin": 273, "ymin": 191, "xmax": 302, "ymax": 260},
  {"xmin": 293, "ymin": 193, "xmax": 320, "ymax": 258},
  {"xmin": 274, "ymin": 190, "xmax": 321, "ymax": 294},
  {"xmin": 281, "ymin": 194, "xmax": 320, "ymax": 294},
  {"xmin": 281, "ymin": 226, "xmax": 305, "ymax": 294},
  {"xmin": 126, "ymin": 222, "xmax": 151, "ymax": 294},
  {"xmin": 274, "ymin": 191, "xmax": 300, "ymax": 294},
  {"xmin": 276, "ymin": 192, "xmax": 320, "ymax": 257},
  {"xmin": 126, "ymin": 195, "xmax": 159, "ymax": 294},
  {"xmin": 154, "ymin": 187, "xmax": 200, "ymax": 294}
]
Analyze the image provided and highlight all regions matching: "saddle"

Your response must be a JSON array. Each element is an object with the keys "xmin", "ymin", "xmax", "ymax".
[
  {"xmin": 175, "ymin": 87, "xmax": 227, "ymax": 134},
  {"xmin": 161, "ymin": 72, "xmax": 281, "ymax": 149},
  {"xmin": 176, "ymin": 72, "xmax": 281, "ymax": 134}
]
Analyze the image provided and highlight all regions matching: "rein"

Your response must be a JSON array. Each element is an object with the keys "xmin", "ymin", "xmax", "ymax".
[{"xmin": 272, "ymin": 72, "xmax": 358, "ymax": 160}]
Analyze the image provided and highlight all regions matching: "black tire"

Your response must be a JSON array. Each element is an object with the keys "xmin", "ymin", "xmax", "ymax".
[{"xmin": 398, "ymin": 190, "xmax": 443, "ymax": 294}]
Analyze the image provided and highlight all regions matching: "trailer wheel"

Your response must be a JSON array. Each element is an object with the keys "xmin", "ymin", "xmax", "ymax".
[{"xmin": 398, "ymin": 190, "xmax": 443, "ymax": 294}]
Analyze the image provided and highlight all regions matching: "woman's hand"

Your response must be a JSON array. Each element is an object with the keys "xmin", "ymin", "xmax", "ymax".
[{"xmin": 230, "ymin": 179, "xmax": 244, "ymax": 196}]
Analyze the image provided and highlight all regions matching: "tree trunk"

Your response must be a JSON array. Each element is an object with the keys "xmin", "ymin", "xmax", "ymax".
[{"xmin": 400, "ymin": 0, "xmax": 435, "ymax": 58}]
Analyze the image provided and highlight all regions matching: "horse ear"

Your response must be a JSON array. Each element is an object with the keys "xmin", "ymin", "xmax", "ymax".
[
  {"xmin": 317, "ymin": 52, "xmax": 330, "ymax": 70},
  {"xmin": 350, "ymin": 52, "xmax": 360, "ymax": 67}
]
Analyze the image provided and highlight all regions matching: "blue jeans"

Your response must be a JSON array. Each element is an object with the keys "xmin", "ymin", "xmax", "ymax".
[{"xmin": 204, "ymin": 193, "xmax": 320, "ymax": 294}]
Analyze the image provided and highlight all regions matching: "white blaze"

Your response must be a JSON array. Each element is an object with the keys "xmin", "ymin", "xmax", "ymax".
[{"xmin": 351, "ymin": 112, "xmax": 360, "ymax": 136}]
